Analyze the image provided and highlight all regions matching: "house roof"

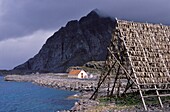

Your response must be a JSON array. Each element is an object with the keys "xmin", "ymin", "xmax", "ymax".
[{"xmin": 68, "ymin": 70, "xmax": 82, "ymax": 75}]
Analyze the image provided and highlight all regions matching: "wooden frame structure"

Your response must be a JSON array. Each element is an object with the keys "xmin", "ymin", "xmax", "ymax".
[{"xmin": 90, "ymin": 19, "xmax": 170, "ymax": 111}]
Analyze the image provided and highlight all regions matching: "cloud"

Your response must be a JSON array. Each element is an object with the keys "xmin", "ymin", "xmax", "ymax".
[
  {"xmin": 0, "ymin": 29, "xmax": 55, "ymax": 69},
  {"xmin": 0, "ymin": 0, "xmax": 110, "ymax": 41},
  {"xmin": 1, "ymin": 0, "xmax": 170, "ymax": 41},
  {"xmin": 96, "ymin": 0, "xmax": 170, "ymax": 25}
]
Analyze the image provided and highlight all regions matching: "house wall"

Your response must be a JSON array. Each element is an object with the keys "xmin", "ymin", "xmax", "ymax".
[{"xmin": 77, "ymin": 71, "xmax": 88, "ymax": 79}]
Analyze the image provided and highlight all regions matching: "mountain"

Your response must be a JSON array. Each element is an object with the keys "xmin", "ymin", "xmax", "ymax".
[{"xmin": 14, "ymin": 10, "xmax": 116, "ymax": 73}]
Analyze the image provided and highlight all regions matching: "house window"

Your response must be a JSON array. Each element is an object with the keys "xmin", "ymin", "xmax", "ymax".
[{"xmin": 81, "ymin": 73, "xmax": 83, "ymax": 78}]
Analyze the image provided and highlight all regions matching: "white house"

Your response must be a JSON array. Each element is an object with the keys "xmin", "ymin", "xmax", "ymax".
[
  {"xmin": 88, "ymin": 74, "xmax": 94, "ymax": 78},
  {"xmin": 68, "ymin": 70, "xmax": 88, "ymax": 79}
]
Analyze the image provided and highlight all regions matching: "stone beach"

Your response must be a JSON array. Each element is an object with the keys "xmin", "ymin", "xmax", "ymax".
[
  {"xmin": 4, "ymin": 74, "xmax": 97, "ymax": 92},
  {"xmin": 4, "ymin": 74, "xmax": 170, "ymax": 112},
  {"xmin": 4, "ymin": 74, "xmax": 100, "ymax": 111}
]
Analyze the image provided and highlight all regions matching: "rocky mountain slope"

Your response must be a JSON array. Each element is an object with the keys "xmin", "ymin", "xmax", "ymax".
[{"xmin": 14, "ymin": 10, "xmax": 115, "ymax": 73}]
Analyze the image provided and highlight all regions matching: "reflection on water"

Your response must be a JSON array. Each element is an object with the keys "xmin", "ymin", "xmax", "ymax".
[{"xmin": 0, "ymin": 76, "xmax": 77, "ymax": 112}]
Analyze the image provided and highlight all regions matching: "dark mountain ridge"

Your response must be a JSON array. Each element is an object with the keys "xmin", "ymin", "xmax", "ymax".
[{"xmin": 14, "ymin": 10, "xmax": 116, "ymax": 73}]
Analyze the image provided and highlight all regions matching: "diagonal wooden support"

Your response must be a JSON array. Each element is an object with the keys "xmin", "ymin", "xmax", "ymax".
[
  {"xmin": 121, "ymin": 36, "xmax": 148, "ymax": 111},
  {"xmin": 137, "ymin": 37, "xmax": 164, "ymax": 109},
  {"xmin": 123, "ymin": 71, "xmax": 134, "ymax": 95},
  {"xmin": 109, "ymin": 65, "xmax": 121, "ymax": 97},
  {"xmin": 90, "ymin": 62, "xmax": 116, "ymax": 100},
  {"xmin": 90, "ymin": 19, "xmax": 170, "ymax": 111},
  {"xmin": 108, "ymin": 48, "xmax": 137, "ymax": 85}
]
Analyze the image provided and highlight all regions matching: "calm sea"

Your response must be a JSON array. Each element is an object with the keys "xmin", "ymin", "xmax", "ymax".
[{"xmin": 0, "ymin": 76, "xmax": 77, "ymax": 112}]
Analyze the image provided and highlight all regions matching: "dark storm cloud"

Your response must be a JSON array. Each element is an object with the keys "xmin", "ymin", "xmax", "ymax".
[
  {"xmin": 109, "ymin": 0, "xmax": 170, "ymax": 24},
  {"xmin": 0, "ymin": 0, "xmax": 170, "ymax": 41},
  {"xmin": 0, "ymin": 0, "xmax": 115, "ymax": 41}
]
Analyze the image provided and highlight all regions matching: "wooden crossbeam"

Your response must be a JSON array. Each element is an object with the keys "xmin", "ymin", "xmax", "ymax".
[
  {"xmin": 90, "ymin": 20, "xmax": 170, "ymax": 111},
  {"xmin": 108, "ymin": 48, "xmax": 137, "ymax": 85},
  {"xmin": 151, "ymin": 36, "xmax": 170, "ymax": 77},
  {"xmin": 137, "ymin": 35, "xmax": 164, "ymax": 109},
  {"xmin": 109, "ymin": 65, "xmax": 120, "ymax": 97},
  {"xmin": 143, "ymin": 94, "xmax": 170, "ymax": 98},
  {"xmin": 90, "ymin": 62, "xmax": 116, "ymax": 100},
  {"xmin": 120, "ymin": 36, "xmax": 148, "ymax": 111}
]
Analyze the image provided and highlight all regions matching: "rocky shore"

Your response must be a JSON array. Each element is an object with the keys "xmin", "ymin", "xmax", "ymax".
[
  {"xmin": 4, "ymin": 74, "xmax": 99, "ymax": 111},
  {"xmin": 4, "ymin": 74, "xmax": 170, "ymax": 112},
  {"xmin": 4, "ymin": 74, "xmax": 97, "ymax": 92}
]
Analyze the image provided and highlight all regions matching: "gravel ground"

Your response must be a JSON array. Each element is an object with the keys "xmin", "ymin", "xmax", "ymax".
[{"xmin": 4, "ymin": 74, "xmax": 170, "ymax": 112}]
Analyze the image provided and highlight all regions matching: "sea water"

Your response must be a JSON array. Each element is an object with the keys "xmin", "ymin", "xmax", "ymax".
[{"xmin": 0, "ymin": 76, "xmax": 77, "ymax": 112}]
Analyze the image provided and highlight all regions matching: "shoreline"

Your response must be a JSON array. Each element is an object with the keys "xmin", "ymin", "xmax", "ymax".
[
  {"xmin": 4, "ymin": 74, "xmax": 170, "ymax": 112},
  {"xmin": 3, "ymin": 74, "xmax": 136, "ymax": 111},
  {"xmin": 4, "ymin": 74, "xmax": 97, "ymax": 92},
  {"xmin": 4, "ymin": 74, "xmax": 98, "ymax": 111}
]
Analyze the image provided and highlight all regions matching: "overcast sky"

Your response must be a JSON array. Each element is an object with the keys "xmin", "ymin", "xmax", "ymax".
[{"xmin": 0, "ymin": 0, "xmax": 170, "ymax": 70}]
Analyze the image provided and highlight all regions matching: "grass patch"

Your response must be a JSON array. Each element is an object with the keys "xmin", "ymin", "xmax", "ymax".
[
  {"xmin": 98, "ymin": 97, "xmax": 110, "ymax": 103},
  {"xmin": 113, "ymin": 94, "xmax": 142, "ymax": 106},
  {"xmin": 96, "ymin": 95, "xmax": 138, "ymax": 111},
  {"xmin": 98, "ymin": 91, "xmax": 170, "ymax": 107},
  {"xmin": 98, "ymin": 93, "xmax": 142, "ymax": 107},
  {"xmin": 94, "ymin": 91, "xmax": 170, "ymax": 111}
]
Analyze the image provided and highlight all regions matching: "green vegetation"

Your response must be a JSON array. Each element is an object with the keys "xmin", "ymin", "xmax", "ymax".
[
  {"xmin": 98, "ymin": 97, "xmax": 110, "ymax": 103},
  {"xmin": 97, "ymin": 91, "xmax": 170, "ymax": 110},
  {"xmin": 94, "ymin": 94, "xmax": 139, "ymax": 111},
  {"xmin": 98, "ymin": 93, "xmax": 142, "ymax": 107},
  {"xmin": 113, "ymin": 94, "xmax": 142, "ymax": 106}
]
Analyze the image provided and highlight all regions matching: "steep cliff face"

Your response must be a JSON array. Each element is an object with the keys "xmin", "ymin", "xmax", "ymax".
[{"xmin": 14, "ymin": 10, "xmax": 115, "ymax": 73}]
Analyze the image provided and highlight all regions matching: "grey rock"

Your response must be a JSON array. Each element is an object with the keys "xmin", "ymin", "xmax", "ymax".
[{"xmin": 14, "ymin": 10, "xmax": 115, "ymax": 73}]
